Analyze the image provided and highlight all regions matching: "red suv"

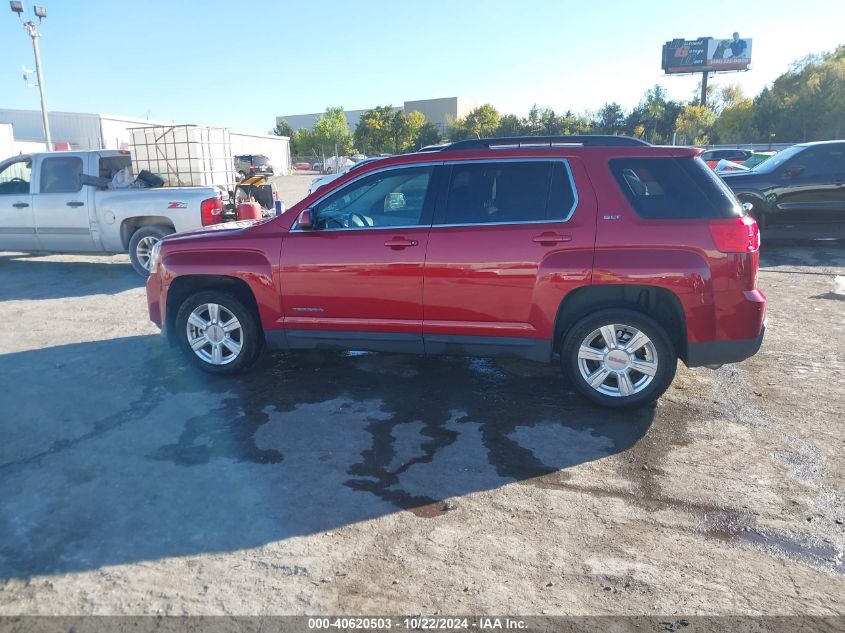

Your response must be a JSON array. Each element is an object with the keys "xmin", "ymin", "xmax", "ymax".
[{"xmin": 146, "ymin": 136, "xmax": 766, "ymax": 408}]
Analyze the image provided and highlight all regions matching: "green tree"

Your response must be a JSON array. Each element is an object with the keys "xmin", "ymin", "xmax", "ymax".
[
  {"xmin": 449, "ymin": 104, "xmax": 501, "ymax": 140},
  {"xmin": 271, "ymin": 120, "xmax": 293, "ymax": 138},
  {"xmin": 496, "ymin": 114, "xmax": 525, "ymax": 136},
  {"xmin": 675, "ymin": 105, "xmax": 717, "ymax": 145},
  {"xmin": 415, "ymin": 122, "xmax": 442, "ymax": 148},
  {"xmin": 292, "ymin": 128, "xmax": 316, "ymax": 156},
  {"xmin": 593, "ymin": 102, "xmax": 626, "ymax": 134},
  {"xmin": 312, "ymin": 106, "xmax": 353, "ymax": 156},
  {"xmin": 714, "ymin": 98, "xmax": 757, "ymax": 144},
  {"xmin": 354, "ymin": 106, "xmax": 396, "ymax": 155}
]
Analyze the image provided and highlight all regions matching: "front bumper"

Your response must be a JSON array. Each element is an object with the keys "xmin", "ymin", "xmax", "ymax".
[
  {"xmin": 686, "ymin": 322, "xmax": 766, "ymax": 367},
  {"xmin": 146, "ymin": 272, "xmax": 165, "ymax": 329}
]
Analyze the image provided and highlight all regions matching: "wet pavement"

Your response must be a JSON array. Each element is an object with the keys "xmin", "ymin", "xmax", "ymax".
[{"xmin": 0, "ymin": 240, "xmax": 843, "ymax": 615}]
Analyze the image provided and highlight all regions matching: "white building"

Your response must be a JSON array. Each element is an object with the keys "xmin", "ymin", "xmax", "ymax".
[{"xmin": 0, "ymin": 109, "xmax": 291, "ymax": 174}]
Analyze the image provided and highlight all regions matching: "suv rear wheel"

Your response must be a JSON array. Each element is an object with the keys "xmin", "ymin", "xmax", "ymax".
[
  {"xmin": 174, "ymin": 290, "xmax": 262, "ymax": 374},
  {"xmin": 561, "ymin": 309, "xmax": 676, "ymax": 408}
]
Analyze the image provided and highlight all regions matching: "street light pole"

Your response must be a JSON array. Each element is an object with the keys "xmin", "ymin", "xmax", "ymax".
[{"xmin": 10, "ymin": 2, "xmax": 51, "ymax": 151}]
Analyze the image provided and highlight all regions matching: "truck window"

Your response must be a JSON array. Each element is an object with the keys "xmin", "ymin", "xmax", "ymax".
[
  {"xmin": 99, "ymin": 155, "xmax": 132, "ymax": 180},
  {"xmin": 0, "ymin": 158, "xmax": 32, "ymax": 195},
  {"xmin": 40, "ymin": 156, "xmax": 83, "ymax": 194}
]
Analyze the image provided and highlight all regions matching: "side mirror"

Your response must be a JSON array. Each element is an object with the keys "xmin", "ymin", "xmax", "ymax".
[
  {"xmin": 297, "ymin": 208, "xmax": 315, "ymax": 230},
  {"xmin": 785, "ymin": 166, "xmax": 805, "ymax": 178}
]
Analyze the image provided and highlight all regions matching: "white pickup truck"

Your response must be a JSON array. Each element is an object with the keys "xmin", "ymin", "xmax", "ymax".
[{"xmin": 0, "ymin": 150, "xmax": 224, "ymax": 275}]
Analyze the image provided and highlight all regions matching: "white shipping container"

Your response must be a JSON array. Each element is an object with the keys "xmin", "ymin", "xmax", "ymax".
[{"xmin": 130, "ymin": 125, "xmax": 236, "ymax": 188}]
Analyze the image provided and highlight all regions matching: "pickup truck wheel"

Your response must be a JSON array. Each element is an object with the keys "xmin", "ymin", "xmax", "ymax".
[
  {"xmin": 129, "ymin": 225, "xmax": 173, "ymax": 276},
  {"xmin": 561, "ymin": 309, "xmax": 676, "ymax": 409},
  {"xmin": 175, "ymin": 291, "xmax": 261, "ymax": 375}
]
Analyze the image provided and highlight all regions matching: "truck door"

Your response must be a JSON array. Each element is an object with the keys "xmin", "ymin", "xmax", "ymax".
[
  {"xmin": 32, "ymin": 153, "xmax": 97, "ymax": 251},
  {"xmin": 0, "ymin": 156, "xmax": 38, "ymax": 251}
]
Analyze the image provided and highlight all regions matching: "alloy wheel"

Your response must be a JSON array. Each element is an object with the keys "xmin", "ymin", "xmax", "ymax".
[
  {"xmin": 576, "ymin": 323, "xmax": 659, "ymax": 397},
  {"xmin": 185, "ymin": 303, "xmax": 244, "ymax": 366}
]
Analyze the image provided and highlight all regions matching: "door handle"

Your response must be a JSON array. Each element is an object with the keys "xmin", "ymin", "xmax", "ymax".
[
  {"xmin": 532, "ymin": 232, "xmax": 572, "ymax": 245},
  {"xmin": 12, "ymin": 202, "xmax": 29, "ymax": 209},
  {"xmin": 384, "ymin": 238, "xmax": 418, "ymax": 250},
  {"xmin": 66, "ymin": 201, "xmax": 85, "ymax": 208}
]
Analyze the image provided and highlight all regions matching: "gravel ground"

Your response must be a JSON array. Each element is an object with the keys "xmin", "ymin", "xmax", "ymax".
[{"xmin": 0, "ymin": 195, "xmax": 843, "ymax": 615}]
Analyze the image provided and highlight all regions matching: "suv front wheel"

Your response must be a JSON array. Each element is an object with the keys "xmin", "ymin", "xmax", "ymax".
[
  {"xmin": 561, "ymin": 309, "xmax": 676, "ymax": 408},
  {"xmin": 174, "ymin": 290, "xmax": 262, "ymax": 374}
]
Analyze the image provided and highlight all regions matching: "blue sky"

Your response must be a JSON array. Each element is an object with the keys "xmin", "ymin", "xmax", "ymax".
[{"xmin": 1, "ymin": 0, "xmax": 843, "ymax": 132}]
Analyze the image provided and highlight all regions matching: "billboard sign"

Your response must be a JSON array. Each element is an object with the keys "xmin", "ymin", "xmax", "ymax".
[
  {"xmin": 708, "ymin": 35, "xmax": 752, "ymax": 71},
  {"xmin": 662, "ymin": 34, "xmax": 752, "ymax": 73},
  {"xmin": 662, "ymin": 38, "xmax": 709, "ymax": 73}
]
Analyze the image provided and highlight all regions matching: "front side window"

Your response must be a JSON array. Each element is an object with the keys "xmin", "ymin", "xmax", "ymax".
[
  {"xmin": 440, "ymin": 160, "xmax": 575, "ymax": 225},
  {"xmin": 312, "ymin": 167, "xmax": 433, "ymax": 229},
  {"xmin": 0, "ymin": 158, "xmax": 32, "ymax": 195},
  {"xmin": 40, "ymin": 156, "xmax": 83, "ymax": 194}
]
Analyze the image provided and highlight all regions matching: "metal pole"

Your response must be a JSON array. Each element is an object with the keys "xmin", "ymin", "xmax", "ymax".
[
  {"xmin": 700, "ymin": 71, "xmax": 709, "ymax": 109},
  {"xmin": 24, "ymin": 21, "xmax": 51, "ymax": 150}
]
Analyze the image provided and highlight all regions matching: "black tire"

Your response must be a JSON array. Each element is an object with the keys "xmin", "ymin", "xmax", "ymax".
[
  {"xmin": 561, "ymin": 308, "xmax": 676, "ymax": 409},
  {"xmin": 128, "ymin": 225, "xmax": 173, "ymax": 276},
  {"xmin": 174, "ymin": 290, "xmax": 262, "ymax": 375}
]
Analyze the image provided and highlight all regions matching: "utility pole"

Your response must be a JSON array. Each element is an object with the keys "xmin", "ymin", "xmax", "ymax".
[
  {"xmin": 10, "ymin": 2, "xmax": 52, "ymax": 151},
  {"xmin": 700, "ymin": 70, "xmax": 709, "ymax": 109}
]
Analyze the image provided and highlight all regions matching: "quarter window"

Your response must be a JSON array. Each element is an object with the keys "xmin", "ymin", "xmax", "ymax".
[
  {"xmin": 40, "ymin": 156, "xmax": 83, "ymax": 194},
  {"xmin": 610, "ymin": 157, "xmax": 740, "ymax": 219},
  {"xmin": 313, "ymin": 167, "xmax": 433, "ymax": 229},
  {"xmin": 440, "ymin": 161, "xmax": 575, "ymax": 225}
]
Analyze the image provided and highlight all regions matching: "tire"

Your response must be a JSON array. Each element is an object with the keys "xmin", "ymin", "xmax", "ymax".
[
  {"xmin": 561, "ymin": 308, "xmax": 676, "ymax": 409},
  {"xmin": 174, "ymin": 290, "xmax": 262, "ymax": 375},
  {"xmin": 128, "ymin": 225, "xmax": 173, "ymax": 276}
]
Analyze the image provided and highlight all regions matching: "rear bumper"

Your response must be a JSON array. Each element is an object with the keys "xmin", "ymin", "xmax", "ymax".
[{"xmin": 686, "ymin": 322, "xmax": 766, "ymax": 367}]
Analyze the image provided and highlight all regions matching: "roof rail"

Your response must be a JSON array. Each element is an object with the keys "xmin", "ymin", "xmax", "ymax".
[{"xmin": 436, "ymin": 135, "xmax": 649, "ymax": 151}]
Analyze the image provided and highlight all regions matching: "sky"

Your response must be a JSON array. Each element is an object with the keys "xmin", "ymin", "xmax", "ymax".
[{"xmin": 1, "ymin": 0, "xmax": 843, "ymax": 133}]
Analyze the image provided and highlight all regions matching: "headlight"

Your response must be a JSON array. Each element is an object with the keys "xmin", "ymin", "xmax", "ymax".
[{"xmin": 149, "ymin": 240, "xmax": 163, "ymax": 274}]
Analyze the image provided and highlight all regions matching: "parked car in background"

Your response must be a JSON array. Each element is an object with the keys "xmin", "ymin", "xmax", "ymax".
[
  {"xmin": 292, "ymin": 162, "xmax": 312, "ymax": 171},
  {"xmin": 720, "ymin": 140, "xmax": 845, "ymax": 228},
  {"xmin": 234, "ymin": 154, "xmax": 274, "ymax": 179},
  {"xmin": 701, "ymin": 148, "xmax": 753, "ymax": 169},
  {"xmin": 0, "ymin": 150, "xmax": 223, "ymax": 275},
  {"xmin": 146, "ymin": 135, "xmax": 766, "ymax": 408},
  {"xmin": 308, "ymin": 157, "xmax": 384, "ymax": 195}
]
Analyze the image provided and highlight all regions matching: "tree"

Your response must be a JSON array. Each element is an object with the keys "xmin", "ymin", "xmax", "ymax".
[
  {"xmin": 354, "ymin": 106, "xmax": 396, "ymax": 155},
  {"xmin": 714, "ymin": 98, "xmax": 756, "ymax": 144},
  {"xmin": 271, "ymin": 120, "xmax": 293, "ymax": 138},
  {"xmin": 593, "ymin": 102, "xmax": 626, "ymax": 134},
  {"xmin": 392, "ymin": 110, "xmax": 426, "ymax": 152},
  {"xmin": 292, "ymin": 128, "xmax": 316, "ymax": 156},
  {"xmin": 312, "ymin": 106, "xmax": 353, "ymax": 156},
  {"xmin": 496, "ymin": 114, "xmax": 525, "ymax": 136},
  {"xmin": 449, "ymin": 104, "xmax": 501, "ymax": 140},
  {"xmin": 415, "ymin": 122, "xmax": 442, "ymax": 149},
  {"xmin": 675, "ymin": 105, "xmax": 717, "ymax": 145}
]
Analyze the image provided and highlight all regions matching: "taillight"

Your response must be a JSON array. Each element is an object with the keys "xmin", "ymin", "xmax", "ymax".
[
  {"xmin": 201, "ymin": 196, "xmax": 223, "ymax": 226},
  {"xmin": 709, "ymin": 216, "xmax": 760, "ymax": 253},
  {"xmin": 249, "ymin": 165, "xmax": 255, "ymax": 173}
]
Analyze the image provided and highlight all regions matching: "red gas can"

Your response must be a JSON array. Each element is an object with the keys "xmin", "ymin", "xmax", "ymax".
[{"xmin": 236, "ymin": 202, "xmax": 263, "ymax": 221}]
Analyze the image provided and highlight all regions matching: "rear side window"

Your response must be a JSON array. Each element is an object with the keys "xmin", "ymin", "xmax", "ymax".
[
  {"xmin": 610, "ymin": 157, "xmax": 740, "ymax": 219},
  {"xmin": 440, "ymin": 160, "xmax": 575, "ymax": 225},
  {"xmin": 40, "ymin": 156, "xmax": 83, "ymax": 194}
]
